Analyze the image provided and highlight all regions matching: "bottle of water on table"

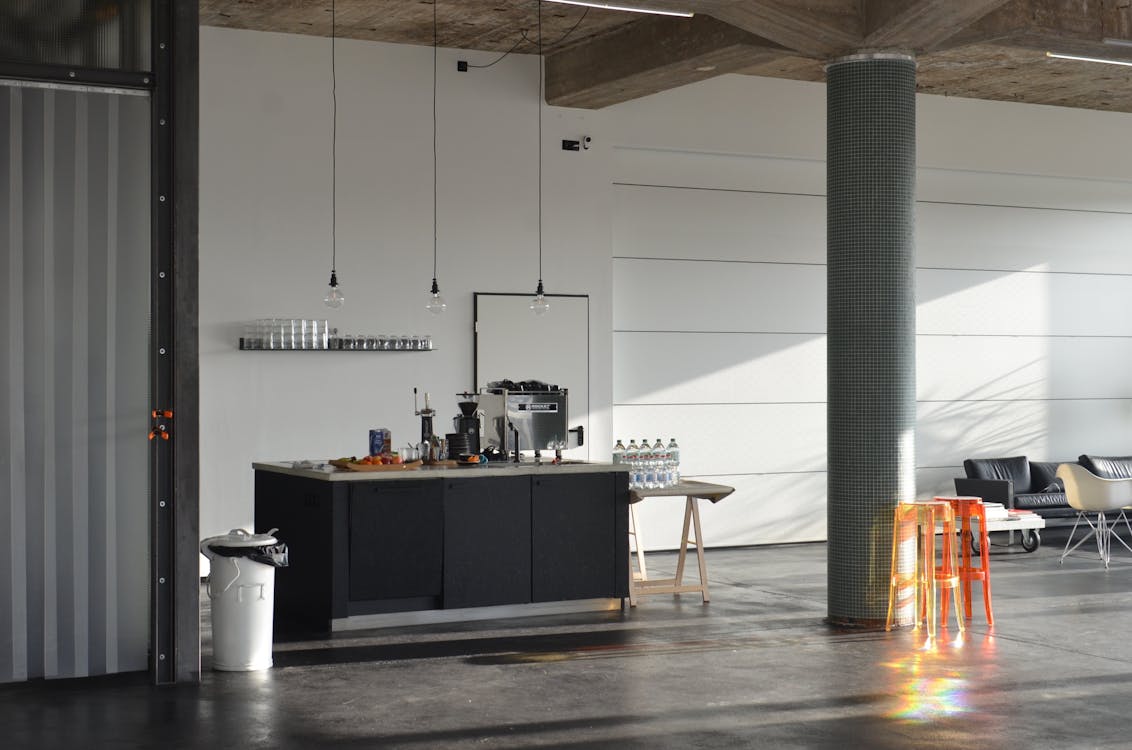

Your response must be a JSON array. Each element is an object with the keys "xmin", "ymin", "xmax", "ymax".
[{"xmin": 667, "ymin": 438, "xmax": 680, "ymax": 485}]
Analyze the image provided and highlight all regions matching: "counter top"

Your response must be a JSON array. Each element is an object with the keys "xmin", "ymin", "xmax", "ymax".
[{"xmin": 253, "ymin": 460, "xmax": 627, "ymax": 482}]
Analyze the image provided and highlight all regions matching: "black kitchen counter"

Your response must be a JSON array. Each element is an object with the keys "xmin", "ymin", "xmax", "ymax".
[{"xmin": 254, "ymin": 462, "xmax": 630, "ymax": 634}]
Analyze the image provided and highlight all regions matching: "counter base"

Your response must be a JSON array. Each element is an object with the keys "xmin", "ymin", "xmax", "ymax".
[{"xmin": 332, "ymin": 597, "xmax": 623, "ymax": 632}]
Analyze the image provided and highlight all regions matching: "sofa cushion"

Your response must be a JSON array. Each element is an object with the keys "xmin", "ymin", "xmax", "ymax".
[
  {"xmin": 1013, "ymin": 491, "xmax": 1068, "ymax": 510},
  {"xmin": 964, "ymin": 456, "xmax": 1030, "ymax": 491},
  {"xmin": 1079, "ymin": 455, "xmax": 1132, "ymax": 480},
  {"xmin": 1029, "ymin": 461, "xmax": 1068, "ymax": 493}
]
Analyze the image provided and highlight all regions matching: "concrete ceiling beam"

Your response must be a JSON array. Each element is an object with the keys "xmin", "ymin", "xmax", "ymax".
[{"xmin": 545, "ymin": 14, "xmax": 788, "ymax": 108}]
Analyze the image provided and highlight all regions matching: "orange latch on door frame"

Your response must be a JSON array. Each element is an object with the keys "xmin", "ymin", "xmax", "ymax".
[{"xmin": 149, "ymin": 409, "xmax": 174, "ymax": 441}]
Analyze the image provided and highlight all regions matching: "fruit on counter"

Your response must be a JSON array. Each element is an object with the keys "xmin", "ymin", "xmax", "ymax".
[
  {"xmin": 336, "ymin": 451, "xmax": 408, "ymax": 466},
  {"xmin": 463, "ymin": 455, "xmax": 481, "ymax": 463}
]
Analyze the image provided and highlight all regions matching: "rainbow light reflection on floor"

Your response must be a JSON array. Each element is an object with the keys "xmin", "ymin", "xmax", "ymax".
[{"xmin": 881, "ymin": 631, "xmax": 995, "ymax": 722}]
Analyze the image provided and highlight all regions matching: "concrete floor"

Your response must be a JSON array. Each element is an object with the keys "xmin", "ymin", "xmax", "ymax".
[{"xmin": 5, "ymin": 529, "xmax": 1132, "ymax": 748}]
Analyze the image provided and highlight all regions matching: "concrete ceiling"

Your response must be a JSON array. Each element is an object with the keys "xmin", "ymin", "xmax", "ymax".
[{"xmin": 199, "ymin": 0, "xmax": 1132, "ymax": 112}]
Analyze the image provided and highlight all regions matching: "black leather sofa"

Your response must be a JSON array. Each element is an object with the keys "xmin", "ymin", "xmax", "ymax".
[{"xmin": 954, "ymin": 454, "xmax": 1132, "ymax": 551}]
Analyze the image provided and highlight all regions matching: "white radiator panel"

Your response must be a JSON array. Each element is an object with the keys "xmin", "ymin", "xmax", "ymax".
[
  {"xmin": 613, "ymin": 258, "xmax": 825, "ymax": 333},
  {"xmin": 613, "ymin": 147, "xmax": 824, "ymax": 194},
  {"xmin": 918, "ymin": 268, "xmax": 1132, "ymax": 337},
  {"xmin": 918, "ymin": 168, "xmax": 1132, "ymax": 213},
  {"xmin": 918, "ymin": 335, "xmax": 1132, "ymax": 402},
  {"xmin": 614, "ymin": 332, "xmax": 825, "ymax": 405},
  {"xmin": 613, "ymin": 402, "xmax": 826, "ymax": 476},
  {"xmin": 632, "ymin": 471, "xmax": 827, "ymax": 551},
  {"xmin": 917, "ymin": 399, "xmax": 1132, "ymax": 467},
  {"xmin": 613, "ymin": 184, "xmax": 825, "ymax": 264},
  {"xmin": 918, "ymin": 201, "xmax": 1132, "ymax": 274}
]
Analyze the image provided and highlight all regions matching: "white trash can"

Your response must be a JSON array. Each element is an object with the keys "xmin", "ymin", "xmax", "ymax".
[{"xmin": 200, "ymin": 528, "xmax": 288, "ymax": 671}]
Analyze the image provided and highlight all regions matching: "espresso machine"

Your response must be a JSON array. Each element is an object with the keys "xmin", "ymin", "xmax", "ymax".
[{"xmin": 478, "ymin": 380, "xmax": 583, "ymax": 461}]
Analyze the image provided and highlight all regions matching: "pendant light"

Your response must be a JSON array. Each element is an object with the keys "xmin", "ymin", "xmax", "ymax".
[
  {"xmin": 530, "ymin": 0, "xmax": 550, "ymax": 316},
  {"xmin": 323, "ymin": 0, "xmax": 345, "ymax": 308},
  {"xmin": 426, "ymin": 0, "xmax": 447, "ymax": 314}
]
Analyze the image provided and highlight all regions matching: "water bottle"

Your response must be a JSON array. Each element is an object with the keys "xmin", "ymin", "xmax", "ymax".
[
  {"xmin": 653, "ymin": 438, "xmax": 669, "ymax": 487},
  {"xmin": 626, "ymin": 439, "xmax": 641, "ymax": 489},
  {"xmin": 667, "ymin": 438, "xmax": 680, "ymax": 485},
  {"xmin": 640, "ymin": 438, "xmax": 657, "ymax": 489},
  {"xmin": 612, "ymin": 439, "xmax": 626, "ymax": 467}
]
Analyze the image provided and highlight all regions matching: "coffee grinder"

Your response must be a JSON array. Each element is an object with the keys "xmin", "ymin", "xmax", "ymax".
[{"xmin": 453, "ymin": 392, "xmax": 482, "ymax": 455}]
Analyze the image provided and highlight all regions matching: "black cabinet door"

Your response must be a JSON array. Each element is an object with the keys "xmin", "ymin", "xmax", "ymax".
[
  {"xmin": 255, "ymin": 470, "xmax": 347, "ymax": 634},
  {"xmin": 443, "ymin": 475, "xmax": 532, "ymax": 608},
  {"xmin": 532, "ymin": 473, "xmax": 618, "ymax": 602},
  {"xmin": 349, "ymin": 479, "xmax": 443, "ymax": 602}
]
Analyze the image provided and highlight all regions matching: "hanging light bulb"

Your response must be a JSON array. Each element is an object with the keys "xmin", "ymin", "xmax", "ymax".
[
  {"xmin": 427, "ymin": 277, "xmax": 447, "ymax": 314},
  {"xmin": 530, "ymin": 278, "xmax": 549, "ymax": 315},
  {"xmin": 425, "ymin": 0, "xmax": 446, "ymax": 314},
  {"xmin": 530, "ymin": 0, "xmax": 550, "ymax": 316},
  {"xmin": 323, "ymin": 0, "xmax": 344, "ymax": 309},
  {"xmin": 325, "ymin": 271, "xmax": 345, "ymax": 308}
]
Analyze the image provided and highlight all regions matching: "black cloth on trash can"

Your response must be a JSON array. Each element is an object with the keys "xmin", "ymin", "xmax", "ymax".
[{"xmin": 207, "ymin": 542, "xmax": 289, "ymax": 568}]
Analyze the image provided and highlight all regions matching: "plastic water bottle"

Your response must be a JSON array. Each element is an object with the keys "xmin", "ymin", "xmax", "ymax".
[
  {"xmin": 653, "ymin": 438, "xmax": 669, "ymax": 487},
  {"xmin": 612, "ymin": 439, "xmax": 626, "ymax": 467},
  {"xmin": 626, "ymin": 439, "xmax": 641, "ymax": 489},
  {"xmin": 667, "ymin": 438, "xmax": 680, "ymax": 485},
  {"xmin": 640, "ymin": 438, "xmax": 657, "ymax": 489}
]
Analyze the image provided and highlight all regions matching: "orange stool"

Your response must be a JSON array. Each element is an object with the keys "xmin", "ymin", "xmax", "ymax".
[
  {"xmin": 886, "ymin": 500, "xmax": 965, "ymax": 638},
  {"xmin": 937, "ymin": 495, "xmax": 993, "ymax": 626}
]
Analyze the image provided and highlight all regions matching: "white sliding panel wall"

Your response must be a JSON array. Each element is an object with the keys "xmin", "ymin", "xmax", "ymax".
[
  {"xmin": 0, "ymin": 85, "xmax": 150, "ymax": 681},
  {"xmin": 612, "ymin": 149, "xmax": 829, "ymax": 551},
  {"xmin": 610, "ymin": 75, "xmax": 1132, "ymax": 551}
]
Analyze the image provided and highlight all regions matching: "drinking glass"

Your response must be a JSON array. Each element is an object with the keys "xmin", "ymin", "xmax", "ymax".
[
  {"xmin": 268, "ymin": 318, "xmax": 281, "ymax": 350},
  {"xmin": 243, "ymin": 321, "xmax": 257, "ymax": 350}
]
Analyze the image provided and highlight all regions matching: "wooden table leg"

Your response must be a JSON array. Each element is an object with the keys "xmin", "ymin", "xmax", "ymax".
[
  {"xmin": 674, "ymin": 498, "xmax": 693, "ymax": 588},
  {"xmin": 689, "ymin": 496, "xmax": 710, "ymax": 602},
  {"xmin": 627, "ymin": 504, "xmax": 643, "ymax": 607},
  {"xmin": 629, "ymin": 503, "xmax": 648, "ymax": 582}
]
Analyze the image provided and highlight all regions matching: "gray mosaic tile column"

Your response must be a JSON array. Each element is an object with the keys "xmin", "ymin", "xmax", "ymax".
[{"xmin": 826, "ymin": 53, "xmax": 916, "ymax": 627}]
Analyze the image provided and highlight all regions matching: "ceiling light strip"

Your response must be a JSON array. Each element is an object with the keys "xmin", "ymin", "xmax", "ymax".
[
  {"xmin": 1045, "ymin": 51, "xmax": 1132, "ymax": 67},
  {"xmin": 543, "ymin": 0, "xmax": 693, "ymax": 17}
]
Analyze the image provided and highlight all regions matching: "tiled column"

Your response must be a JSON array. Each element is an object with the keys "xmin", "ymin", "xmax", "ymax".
[{"xmin": 826, "ymin": 53, "xmax": 917, "ymax": 627}]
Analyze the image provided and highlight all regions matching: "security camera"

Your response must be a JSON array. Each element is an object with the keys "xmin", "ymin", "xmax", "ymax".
[{"xmin": 582, "ymin": 136, "xmax": 592, "ymax": 150}]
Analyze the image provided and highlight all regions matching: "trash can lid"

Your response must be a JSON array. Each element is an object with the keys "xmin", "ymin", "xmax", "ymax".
[{"xmin": 200, "ymin": 528, "xmax": 278, "ymax": 555}]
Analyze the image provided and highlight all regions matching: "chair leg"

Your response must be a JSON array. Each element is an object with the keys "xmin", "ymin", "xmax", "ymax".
[
  {"xmin": 886, "ymin": 506, "xmax": 905, "ymax": 632},
  {"xmin": 1061, "ymin": 513, "xmax": 1100, "ymax": 564},
  {"xmin": 1111, "ymin": 511, "xmax": 1132, "ymax": 555},
  {"xmin": 1099, "ymin": 513, "xmax": 1110, "ymax": 568}
]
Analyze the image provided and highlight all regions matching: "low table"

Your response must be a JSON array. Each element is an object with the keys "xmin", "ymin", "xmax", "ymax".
[
  {"xmin": 627, "ymin": 480, "xmax": 735, "ymax": 606},
  {"xmin": 938, "ymin": 513, "xmax": 1047, "ymax": 552},
  {"xmin": 982, "ymin": 515, "xmax": 1046, "ymax": 552}
]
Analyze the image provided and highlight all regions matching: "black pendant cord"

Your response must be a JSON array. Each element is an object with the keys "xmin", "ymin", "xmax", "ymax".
[
  {"xmin": 331, "ymin": 0, "xmax": 338, "ymax": 280},
  {"xmin": 432, "ymin": 0, "xmax": 439, "ymax": 287},
  {"xmin": 537, "ymin": 0, "xmax": 543, "ymax": 288}
]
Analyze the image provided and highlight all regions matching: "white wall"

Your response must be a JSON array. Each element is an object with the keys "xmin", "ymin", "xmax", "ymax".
[
  {"xmin": 201, "ymin": 28, "xmax": 1132, "ymax": 556},
  {"xmin": 606, "ymin": 75, "xmax": 1132, "ymax": 550},
  {"xmin": 199, "ymin": 27, "xmax": 612, "ymax": 544}
]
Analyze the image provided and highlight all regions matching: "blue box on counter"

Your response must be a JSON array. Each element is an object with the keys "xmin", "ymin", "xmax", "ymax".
[{"xmin": 369, "ymin": 428, "xmax": 392, "ymax": 456}]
